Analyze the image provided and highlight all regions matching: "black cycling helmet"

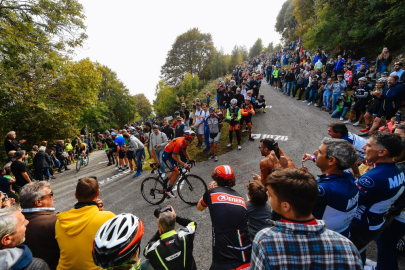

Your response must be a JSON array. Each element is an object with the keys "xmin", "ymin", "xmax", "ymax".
[
  {"xmin": 93, "ymin": 214, "xmax": 144, "ymax": 269},
  {"xmin": 259, "ymin": 94, "xmax": 264, "ymax": 98}
]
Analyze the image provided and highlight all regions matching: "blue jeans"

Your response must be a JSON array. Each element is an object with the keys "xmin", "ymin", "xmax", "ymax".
[
  {"xmin": 36, "ymin": 167, "xmax": 50, "ymax": 180},
  {"xmin": 287, "ymin": 82, "xmax": 294, "ymax": 96},
  {"xmin": 376, "ymin": 219, "xmax": 405, "ymax": 270},
  {"xmin": 378, "ymin": 63, "xmax": 387, "ymax": 75},
  {"xmin": 155, "ymin": 149, "xmax": 165, "ymax": 173},
  {"xmin": 331, "ymin": 107, "xmax": 350, "ymax": 118},
  {"xmin": 332, "ymin": 93, "xmax": 341, "ymax": 111},
  {"xmin": 283, "ymin": 82, "xmax": 287, "ymax": 93},
  {"xmin": 305, "ymin": 87, "xmax": 311, "ymax": 101},
  {"xmin": 308, "ymin": 89, "xmax": 317, "ymax": 103},
  {"xmin": 136, "ymin": 149, "xmax": 145, "ymax": 173},
  {"xmin": 323, "ymin": 94, "xmax": 331, "ymax": 109}
]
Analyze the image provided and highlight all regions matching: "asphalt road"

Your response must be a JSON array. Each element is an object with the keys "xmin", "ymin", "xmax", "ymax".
[{"xmin": 52, "ymin": 78, "xmax": 404, "ymax": 269}]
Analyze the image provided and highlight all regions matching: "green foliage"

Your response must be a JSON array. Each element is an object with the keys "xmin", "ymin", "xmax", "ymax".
[
  {"xmin": 161, "ymin": 28, "xmax": 215, "ymax": 86},
  {"xmin": 210, "ymin": 48, "xmax": 229, "ymax": 79},
  {"xmin": 249, "ymin": 38, "xmax": 263, "ymax": 58},
  {"xmin": 274, "ymin": 43, "xmax": 282, "ymax": 51},
  {"xmin": 275, "ymin": 0, "xmax": 298, "ymax": 43},
  {"xmin": 133, "ymin": 93, "xmax": 153, "ymax": 120},
  {"xmin": 229, "ymin": 45, "xmax": 244, "ymax": 70},
  {"xmin": 287, "ymin": 0, "xmax": 405, "ymax": 56},
  {"xmin": 265, "ymin": 42, "xmax": 274, "ymax": 52}
]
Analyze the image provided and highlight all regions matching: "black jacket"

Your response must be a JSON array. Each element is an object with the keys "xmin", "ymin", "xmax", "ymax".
[
  {"xmin": 55, "ymin": 144, "xmax": 65, "ymax": 158},
  {"xmin": 161, "ymin": 126, "xmax": 174, "ymax": 140},
  {"xmin": 33, "ymin": 152, "xmax": 51, "ymax": 169}
]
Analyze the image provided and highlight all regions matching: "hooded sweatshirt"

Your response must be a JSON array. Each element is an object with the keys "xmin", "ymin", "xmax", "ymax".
[
  {"xmin": 55, "ymin": 205, "xmax": 115, "ymax": 270},
  {"xmin": 0, "ymin": 245, "xmax": 49, "ymax": 270}
]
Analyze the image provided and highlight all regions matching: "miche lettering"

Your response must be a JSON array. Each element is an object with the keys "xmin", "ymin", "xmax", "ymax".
[{"xmin": 346, "ymin": 193, "xmax": 359, "ymax": 211}]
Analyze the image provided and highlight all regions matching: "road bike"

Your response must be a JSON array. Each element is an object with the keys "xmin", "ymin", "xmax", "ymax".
[
  {"xmin": 76, "ymin": 153, "xmax": 89, "ymax": 172},
  {"xmin": 141, "ymin": 162, "xmax": 207, "ymax": 205}
]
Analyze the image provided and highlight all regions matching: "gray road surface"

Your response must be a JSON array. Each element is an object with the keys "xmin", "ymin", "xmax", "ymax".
[{"xmin": 52, "ymin": 79, "xmax": 403, "ymax": 269}]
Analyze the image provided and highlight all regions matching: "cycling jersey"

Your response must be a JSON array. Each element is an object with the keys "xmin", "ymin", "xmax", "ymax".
[
  {"xmin": 341, "ymin": 132, "xmax": 366, "ymax": 162},
  {"xmin": 144, "ymin": 216, "xmax": 197, "ymax": 270},
  {"xmin": 312, "ymin": 172, "xmax": 359, "ymax": 237},
  {"xmin": 114, "ymin": 136, "xmax": 125, "ymax": 148},
  {"xmin": 206, "ymin": 115, "xmax": 222, "ymax": 134},
  {"xmin": 200, "ymin": 186, "xmax": 252, "ymax": 265},
  {"xmin": 352, "ymin": 163, "xmax": 405, "ymax": 230},
  {"xmin": 164, "ymin": 137, "xmax": 187, "ymax": 155}
]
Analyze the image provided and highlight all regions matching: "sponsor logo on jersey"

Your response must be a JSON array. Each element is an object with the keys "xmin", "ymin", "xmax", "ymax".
[
  {"xmin": 346, "ymin": 192, "xmax": 359, "ymax": 210},
  {"xmin": 358, "ymin": 176, "xmax": 375, "ymax": 188},
  {"xmin": 165, "ymin": 251, "xmax": 181, "ymax": 261},
  {"xmin": 389, "ymin": 172, "xmax": 405, "ymax": 189},
  {"xmin": 211, "ymin": 193, "xmax": 246, "ymax": 209},
  {"xmin": 165, "ymin": 239, "xmax": 175, "ymax": 246},
  {"xmin": 318, "ymin": 185, "xmax": 325, "ymax": 196}
]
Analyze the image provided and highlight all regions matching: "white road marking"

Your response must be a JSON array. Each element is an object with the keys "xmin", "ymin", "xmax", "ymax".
[
  {"xmin": 98, "ymin": 161, "xmax": 109, "ymax": 164},
  {"xmin": 251, "ymin": 134, "xmax": 289, "ymax": 141},
  {"xmin": 265, "ymin": 106, "xmax": 272, "ymax": 108}
]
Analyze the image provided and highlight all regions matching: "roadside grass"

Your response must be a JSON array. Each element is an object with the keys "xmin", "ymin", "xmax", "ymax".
[{"xmin": 187, "ymin": 121, "xmax": 248, "ymax": 163}]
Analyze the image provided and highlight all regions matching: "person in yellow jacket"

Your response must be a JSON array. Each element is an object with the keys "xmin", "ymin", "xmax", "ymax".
[
  {"xmin": 272, "ymin": 66, "xmax": 280, "ymax": 89},
  {"xmin": 55, "ymin": 177, "xmax": 115, "ymax": 270}
]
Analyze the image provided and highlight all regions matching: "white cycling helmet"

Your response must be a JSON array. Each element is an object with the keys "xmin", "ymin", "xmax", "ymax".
[
  {"xmin": 93, "ymin": 214, "xmax": 144, "ymax": 268},
  {"xmin": 230, "ymin": 98, "xmax": 238, "ymax": 105},
  {"xmin": 245, "ymin": 96, "xmax": 252, "ymax": 101}
]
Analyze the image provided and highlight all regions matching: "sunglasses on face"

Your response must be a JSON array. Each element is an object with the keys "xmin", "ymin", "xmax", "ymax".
[{"xmin": 40, "ymin": 191, "xmax": 54, "ymax": 199}]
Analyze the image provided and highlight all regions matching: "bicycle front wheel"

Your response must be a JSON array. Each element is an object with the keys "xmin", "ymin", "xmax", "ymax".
[
  {"xmin": 76, "ymin": 158, "xmax": 81, "ymax": 172},
  {"xmin": 177, "ymin": 174, "xmax": 207, "ymax": 205},
  {"xmin": 141, "ymin": 177, "xmax": 166, "ymax": 205}
]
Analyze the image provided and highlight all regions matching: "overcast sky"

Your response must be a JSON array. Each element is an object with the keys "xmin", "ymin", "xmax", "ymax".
[{"xmin": 74, "ymin": 0, "xmax": 283, "ymax": 102}]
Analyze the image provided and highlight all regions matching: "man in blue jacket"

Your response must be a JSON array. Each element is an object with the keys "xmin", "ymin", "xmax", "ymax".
[
  {"xmin": 359, "ymin": 75, "xmax": 404, "ymax": 136},
  {"xmin": 334, "ymin": 55, "xmax": 345, "ymax": 79}
]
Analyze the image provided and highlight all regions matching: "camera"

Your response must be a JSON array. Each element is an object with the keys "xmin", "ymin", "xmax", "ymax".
[{"xmin": 153, "ymin": 206, "xmax": 172, "ymax": 218}]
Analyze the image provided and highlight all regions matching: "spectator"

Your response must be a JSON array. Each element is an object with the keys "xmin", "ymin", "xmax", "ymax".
[
  {"xmin": 160, "ymin": 120, "xmax": 174, "ymax": 140},
  {"xmin": 143, "ymin": 206, "xmax": 197, "ymax": 270},
  {"xmin": 29, "ymin": 145, "xmax": 38, "ymax": 160},
  {"xmin": 4, "ymin": 131, "xmax": 26, "ymax": 155},
  {"xmin": 327, "ymin": 122, "xmax": 366, "ymax": 176},
  {"xmin": 20, "ymin": 181, "xmax": 59, "ymax": 270},
  {"xmin": 55, "ymin": 177, "xmax": 115, "ymax": 270},
  {"xmin": 376, "ymin": 47, "xmax": 392, "ymax": 75},
  {"xmin": 64, "ymin": 139, "xmax": 74, "ymax": 164},
  {"xmin": 359, "ymin": 75, "xmax": 404, "ymax": 136},
  {"xmin": 360, "ymin": 78, "xmax": 386, "ymax": 132},
  {"xmin": 254, "ymin": 139, "xmax": 294, "ymax": 186},
  {"xmin": 55, "ymin": 140, "xmax": 70, "ymax": 173},
  {"xmin": 0, "ymin": 205, "xmax": 50, "ymax": 269},
  {"xmin": 246, "ymin": 180, "xmax": 272, "ymax": 241},
  {"xmin": 174, "ymin": 117, "xmax": 187, "ymax": 138},
  {"xmin": 206, "ymin": 107, "xmax": 223, "ymax": 162},
  {"xmin": 33, "ymin": 147, "xmax": 51, "ymax": 181},
  {"xmin": 334, "ymin": 55, "xmax": 345, "ymax": 78},
  {"xmin": 206, "ymin": 89, "xmax": 212, "ymax": 105},
  {"xmin": 343, "ymin": 77, "xmax": 371, "ymax": 126},
  {"xmin": 123, "ymin": 133, "xmax": 145, "ymax": 178},
  {"xmin": 10, "ymin": 150, "xmax": 31, "ymax": 193},
  {"xmin": 148, "ymin": 125, "xmax": 168, "ymax": 174},
  {"xmin": 197, "ymin": 165, "xmax": 251, "ymax": 270},
  {"xmin": 302, "ymin": 139, "xmax": 359, "ymax": 237},
  {"xmin": 331, "ymin": 92, "xmax": 352, "ymax": 120},
  {"xmin": 80, "ymin": 124, "xmax": 87, "ymax": 136},
  {"xmin": 331, "ymin": 74, "xmax": 347, "ymax": 111},
  {"xmin": 0, "ymin": 167, "xmax": 14, "ymax": 194},
  {"xmin": 251, "ymin": 169, "xmax": 362, "ymax": 269},
  {"xmin": 390, "ymin": 61, "xmax": 404, "ymax": 83},
  {"xmin": 350, "ymin": 132, "xmax": 405, "ymax": 264},
  {"xmin": 181, "ymin": 103, "xmax": 190, "ymax": 128}
]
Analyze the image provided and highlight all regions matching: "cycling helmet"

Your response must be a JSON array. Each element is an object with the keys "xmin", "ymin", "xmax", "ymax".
[
  {"xmin": 93, "ymin": 214, "xmax": 144, "ymax": 269},
  {"xmin": 259, "ymin": 94, "xmax": 264, "ymax": 98},
  {"xmin": 215, "ymin": 165, "xmax": 234, "ymax": 180},
  {"xmin": 209, "ymin": 107, "xmax": 215, "ymax": 112},
  {"xmin": 184, "ymin": 130, "xmax": 196, "ymax": 139},
  {"xmin": 245, "ymin": 96, "xmax": 252, "ymax": 101},
  {"xmin": 174, "ymin": 111, "xmax": 180, "ymax": 115},
  {"xmin": 230, "ymin": 98, "xmax": 238, "ymax": 105}
]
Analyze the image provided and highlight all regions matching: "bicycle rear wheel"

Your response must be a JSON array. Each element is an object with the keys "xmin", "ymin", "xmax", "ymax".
[
  {"xmin": 84, "ymin": 155, "xmax": 89, "ymax": 167},
  {"xmin": 76, "ymin": 157, "xmax": 81, "ymax": 172},
  {"xmin": 141, "ymin": 177, "xmax": 166, "ymax": 205},
  {"xmin": 177, "ymin": 174, "xmax": 207, "ymax": 205}
]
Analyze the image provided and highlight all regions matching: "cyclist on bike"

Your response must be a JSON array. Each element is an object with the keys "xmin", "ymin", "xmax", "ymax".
[
  {"xmin": 76, "ymin": 140, "xmax": 87, "ymax": 157},
  {"xmin": 162, "ymin": 131, "xmax": 196, "ymax": 198}
]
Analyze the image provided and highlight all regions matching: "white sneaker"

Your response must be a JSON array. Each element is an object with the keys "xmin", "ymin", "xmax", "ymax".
[
  {"xmin": 165, "ymin": 190, "xmax": 177, "ymax": 199},
  {"xmin": 238, "ymin": 145, "xmax": 242, "ymax": 150},
  {"xmin": 353, "ymin": 121, "xmax": 360, "ymax": 126},
  {"xmin": 227, "ymin": 143, "xmax": 232, "ymax": 147},
  {"xmin": 343, "ymin": 120, "xmax": 351, "ymax": 124},
  {"xmin": 209, "ymin": 154, "xmax": 214, "ymax": 160},
  {"xmin": 365, "ymin": 259, "xmax": 377, "ymax": 267},
  {"xmin": 339, "ymin": 117, "xmax": 344, "ymax": 121},
  {"xmin": 116, "ymin": 166, "xmax": 121, "ymax": 170},
  {"xmin": 302, "ymin": 100, "xmax": 307, "ymax": 102},
  {"xmin": 314, "ymin": 104, "xmax": 318, "ymax": 107},
  {"xmin": 214, "ymin": 156, "xmax": 218, "ymax": 162},
  {"xmin": 308, "ymin": 102, "xmax": 312, "ymax": 105}
]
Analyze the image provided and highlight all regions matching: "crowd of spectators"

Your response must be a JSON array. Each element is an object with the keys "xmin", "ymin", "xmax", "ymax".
[{"xmin": 1, "ymin": 40, "xmax": 405, "ymax": 270}]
